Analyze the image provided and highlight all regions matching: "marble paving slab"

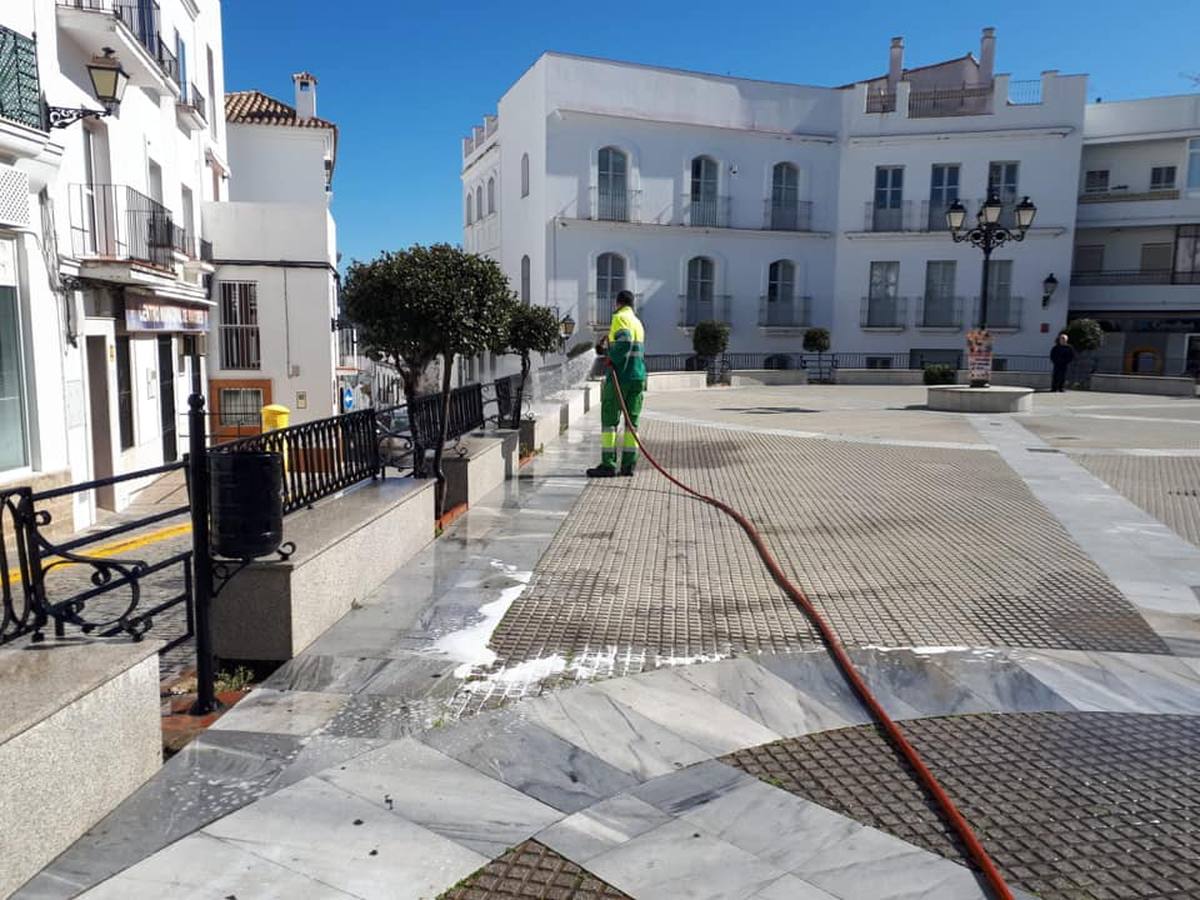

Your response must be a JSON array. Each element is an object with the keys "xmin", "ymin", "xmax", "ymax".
[
  {"xmin": 750, "ymin": 874, "xmax": 839, "ymax": 899},
  {"xmin": 520, "ymin": 686, "xmax": 712, "ymax": 778},
  {"xmin": 202, "ymin": 776, "xmax": 489, "ymax": 900},
  {"xmin": 418, "ymin": 709, "xmax": 640, "ymax": 813},
  {"xmin": 320, "ymin": 737, "xmax": 562, "ymax": 857},
  {"xmin": 535, "ymin": 793, "xmax": 672, "ymax": 864},
  {"xmin": 209, "ymin": 689, "xmax": 350, "ymax": 736},
  {"xmin": 630, "ymin": 760, "xmax": 759, "ymax": 818},
  {"xmin": 754, "ymin": 652, "xmax": 874, "ymax": 728}
]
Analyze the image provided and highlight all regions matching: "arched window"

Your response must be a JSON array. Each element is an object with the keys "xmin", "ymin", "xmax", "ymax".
[
  {"xmin": 487, "ymin": 177, "xmax": 495, "ymax": 215},
  {"xmin": 475, "ymin": 185, "xmax": 483, "ymax": 221},
  {"xmin": 771, "ymin": 163, "xmax": 799, "ymax": 230},
  {"xmin": 595, "ymin": 252, "xmax": 626, "ymax": 321},
  {"xmin": 689, "ymin": 156, "xmax": 720, "ymax": 226},
  {"xmin": 597, "ymin": 147, "xmax": 629, "ymax": 221},
  {"xmin": 465, "ymin": 194, "xmax": 472, "ymax": 226},
  {"xmin": 520, "ymin": 153, "xmax": 530, "ymax": 197},
  {"xmin": 766, "ymin": 260, "xmax": 795, "ymax": 326},
  {"xmin": 520, "ymin": 254, "xmax": 531, "ymax": 303},
  {"xmin": 685, "ymin": 256, "xmax": 715, "ymax": 325}
]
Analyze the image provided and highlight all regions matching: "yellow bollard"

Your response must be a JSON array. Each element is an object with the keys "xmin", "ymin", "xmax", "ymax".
[{"xmin": 261, "ymin": 404, "xmax": 290, "ymax": 471}]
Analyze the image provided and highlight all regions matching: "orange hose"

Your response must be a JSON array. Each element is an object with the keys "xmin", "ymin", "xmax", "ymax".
[{"xmin": 605, "ymin": 365, "xmax": 1012, "ymax": 900}]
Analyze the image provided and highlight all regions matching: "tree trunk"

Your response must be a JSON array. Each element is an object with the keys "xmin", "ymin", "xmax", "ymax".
[
  {"xmin": 399, "ymin": 360, "xmax": 427, "ymax": 477},
  {"xmin": 433, "ymin": 352, "xmax": 454, "ymax": 519},
  {"xmin": 512, "ymin": 352, "xmax": 531, "ymax": 430}
]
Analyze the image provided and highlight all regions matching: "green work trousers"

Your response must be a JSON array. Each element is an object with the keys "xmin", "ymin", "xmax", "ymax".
[{"xmin": 600, "ymin": 377, "xmax": 645, "ymax": 471}]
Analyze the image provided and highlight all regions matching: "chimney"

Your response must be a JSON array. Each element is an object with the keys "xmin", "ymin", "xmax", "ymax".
[
  {"xmin": 887, "ymin": 37, "xmax": 904, "ymax": 90},
  {"xmin": 979, "ymin": 27, "xmax": 996, "ymax": 83},
  {"xmin": 292, "ymin": 71, "xmax": 317, "ymax": 119}
]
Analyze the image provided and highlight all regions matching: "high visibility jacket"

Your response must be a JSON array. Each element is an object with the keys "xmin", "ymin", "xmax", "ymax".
[{"xmin": 607, "ymin": 306, "xmax": 646, "ymax": 383}]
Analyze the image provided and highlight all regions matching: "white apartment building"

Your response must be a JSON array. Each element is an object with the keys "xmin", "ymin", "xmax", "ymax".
[
  {"xmin": 202, "ymin": 72, "xmax": 342, "ymax": 434},
  {"xmin": 2, "ymin": 0, "xmax": 226, "ymax": 516},
  {"xmin": 461, "ymin": 30, "xmax": 1196, "ymax": 376},
  {"xmin": 1069, "ymin": 97, "xmax": 1200, "ymax": 376}
]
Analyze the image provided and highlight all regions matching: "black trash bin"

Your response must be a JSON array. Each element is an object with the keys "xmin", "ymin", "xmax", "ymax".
[{"xmin": 209, "ymin": 451, "xmax": 284, "ymax": 559}]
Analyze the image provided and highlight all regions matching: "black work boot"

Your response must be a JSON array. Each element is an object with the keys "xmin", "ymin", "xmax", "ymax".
[
  {"xmin": 618, "ymin": 465, "xmax": 635, "ymax": 477},
  {"xmin": 586, "ymin": 465, "xmax": 617, "ymax": 478}
]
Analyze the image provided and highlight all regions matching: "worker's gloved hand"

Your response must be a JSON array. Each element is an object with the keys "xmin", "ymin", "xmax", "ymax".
[{"xmin": 594, "ymin": 338, "xmax": 608, "ymax": 355}]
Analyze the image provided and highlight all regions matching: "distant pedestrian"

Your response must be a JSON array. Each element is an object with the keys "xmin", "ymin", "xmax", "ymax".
[{"xmin": 1050, "ymin": 333, "xmax": 1075, "ymax": 392}]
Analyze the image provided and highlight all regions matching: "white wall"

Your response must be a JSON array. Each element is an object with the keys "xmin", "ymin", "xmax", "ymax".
[
  {"xmin": 203, "ymin": 201, "xmax": 335, "ymax": 262},
  {"xmin": 226, "ymin": 125, "xmax": 331, "ymax": 204}
]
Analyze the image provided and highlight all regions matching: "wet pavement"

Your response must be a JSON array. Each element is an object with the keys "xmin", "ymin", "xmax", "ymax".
[{"xmin": 17, "ymin": 384, "xmax": 1200, "ymax": 900}]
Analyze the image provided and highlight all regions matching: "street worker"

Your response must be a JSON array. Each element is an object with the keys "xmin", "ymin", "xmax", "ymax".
[
  {"xmin": 588, "ymin": 290, "xmax": 646, "ymax": 478},
  {"xmin": 1049, "ymin": 333, "xmax": 1075, "ymax": 393}
]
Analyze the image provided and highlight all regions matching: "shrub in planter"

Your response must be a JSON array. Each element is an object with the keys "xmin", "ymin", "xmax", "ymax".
[
  {"xmin": 692, "ymin": 320, "xmax": 731, "ymax": 384},
  {"xmin": 923, "ymin": 363, "xmax": 956, "ymax": 385}
]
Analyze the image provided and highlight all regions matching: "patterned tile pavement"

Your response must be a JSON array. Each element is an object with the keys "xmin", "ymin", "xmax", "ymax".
[
  {"xmin": 723, "ymin": 711, "xmax": 1200, "ymax": 900},
  {"xmin": 1077, "ymin": 454, "xmax": 1200, "ymax": 548},
  {"xmin": 439, "ymin": 840, "xmax": 631, "ymax": 900},
  {"xmin": 483, "ymin": 419, "xmax": 1166, "ymax": 681}
]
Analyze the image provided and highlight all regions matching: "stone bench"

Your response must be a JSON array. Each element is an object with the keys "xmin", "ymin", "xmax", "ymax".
[
  {"xmin": 443, "ymin": 434, "xmax": 507, "ymax": 509},
  {"xmin": 646, "ymin": 371, "xmax": 708, "ymax": 391},
  {"xmin": 1091, "ymin": 373, "xmax": 1195, "ymax": 397},
  {"xmin": 212, "ymin": 476, "xmax": 435, "ymax": 662},
  {"xmin": 0, "ymin": 638, "xmax": 162, "ymax": 897},
  {"xmin": 730, "ymin": 369, "xmax": 810, "ymax": 387},
  {"xmin": 835, "ymin": 368, "xmax": 924, "ymax": 386},
  {"xmin": 927, "ymin": 385, "xmax": 1033, "ymax": 413}
]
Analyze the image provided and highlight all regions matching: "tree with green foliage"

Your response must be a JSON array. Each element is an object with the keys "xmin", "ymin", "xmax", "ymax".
[
  {"xmin": 692, "ymin": 320, "xmax": 730, "ymax": 380},
  {"xmin": 497, "ymin": 302, "xmax": 562, "ymax": 428},
  {"xmin": 802, "ymin": 327, "xmax": 831, "ymax": 381},
  {"xmin": 1064, "ymin": 318, "xmax": 1103, "ymax": 352}
]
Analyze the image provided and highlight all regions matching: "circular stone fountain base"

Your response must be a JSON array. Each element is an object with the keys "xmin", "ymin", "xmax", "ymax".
[{"xmin": 927, "ymin": 385, "xmax": 1034, "ymax": 413}]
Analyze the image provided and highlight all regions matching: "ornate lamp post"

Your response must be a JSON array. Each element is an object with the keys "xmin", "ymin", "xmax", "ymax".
[
  {"xmin": 47, "ymin": 48, "xmax": 130, "ymax": 129},
  {"xmin": 946, "ymin": 192, "xmax": 1037, "ymax": 387}
]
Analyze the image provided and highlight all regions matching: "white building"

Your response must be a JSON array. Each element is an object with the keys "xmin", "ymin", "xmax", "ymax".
[
  {"xmin": 461, "ymin": 30, "xmax": 1196, "ymax": 376},
  {"xmin": 1069, "ymin": 96, "xmax": 1200, "ymax": 375},
  {"xmin": 202, "ymin": 72, "xmax": 343, "ymax": 433},
  {"xmin": 2, "ymin": 0, "xmax": 226, "ymax": 515}
]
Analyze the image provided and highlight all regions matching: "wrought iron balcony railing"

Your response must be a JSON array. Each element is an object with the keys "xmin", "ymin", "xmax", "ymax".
[
  {"xmin": 678, "ymin": 293, "xmax": 732, "ymax": 327},
  {"xmin": 0, "ymin": 26, "xmax": 44, "ymax": 131},
  {"xmin": 860, "ymin": 296, "xmax": 909, "ymax": 329},
  {"xmin": 182, "ymin": 82, "xmax": 206, "ymax": 120},
  {"xmin": 1070, "ymin": 268, "xmax": 1173, "ymax": 286},
  {"xmin": 865, "ymin": 90, "xmax": 896, "ymax": 113},
  {"xmin": 685, "ymin": 195, "xmax": 730, "ymax": 228},
  {"xmin": 916, "ymin": 295, "xmax": 965, "ymax": 329},
  {"xmin": 907, "ymin": 84, "xmax": 992, "ymax": 118},
  {"xmin": 765, "ymin": 200, "xmax": 814, "ymax": 232},
  {"xmin": 974, "ymin": 295, "xmax": 1023, "ymax": 330},
  {"xmin": 68, "ymin": 183, "xmax": 177, "ymax": 271},
  {"xmin": 865, "ymin": 200, "xmax": 912, "ymax": 232},
  {"xmin": 590, "ymin": 187, "xmax": 640, "ymax": 223},
  {"xmin": 758, "ymin": 294, "xmax": 811, "ymax": 328},
  {"xmin": 57, "ymin": 1, "xmax": 178, "ymax": 85}
]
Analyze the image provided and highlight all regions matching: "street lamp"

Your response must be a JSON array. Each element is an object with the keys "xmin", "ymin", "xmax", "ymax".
[
  {"xmin": 559, "ymin": 313, "xmax": 576, "ymax": 342},
  {"xmin": 947, "ymin": 190, "xmax": 1037, "ymax": 387},
  {"xmin": 1041, "ymin": 273, "xmax": 1059, "ymax": 309},
  {"xmin": 48, "ymin": 48, "xmax": 130, "ymax": 129}
]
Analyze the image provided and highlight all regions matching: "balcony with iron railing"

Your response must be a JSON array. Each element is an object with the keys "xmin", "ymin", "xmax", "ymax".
[
  {"xmin": 907, "ymin": 84, "xmax": 993, "ymax": 118},
  {"xmin": 68, "ymin": 183, "xmax": 177, "ymax": 271},
  {"xmin": 1071, "ymin": 268, "xmax": 1174, "ymax": 287},
  {"xmin": 56, "ymin": 0, "xmax": 179, "ymax": 93},
  {"xmin": 860, "ymin": 296, "xmax": 909, "ymax": 330},
  {"xmin": 0, "ymin": 25, "xmax": 45, "ymax": 133},
  {"xmin": 685, "ymin": 195, "xmax": 731, "ymax": 228},
  {"xmin": 916, "ymin": 295, "xmax": 965, "ymax": 330},
  {"xmin": 864, "ymin": 200, "xmax": 912, "ymax": 233},
  {"xmin": 589, "ymin": 291, "xmax": 643, "ymax": 326},
  {"xmin": 758, "ymin": 294, "xmax": 811, "ymax": 329},
  {"xmin": 764, "ymin": 200, "xmax": 814, "ymax": 232},
  {"xmin": 678, "ymin": 293, "xmax": 732, "ymax": 328},
  {"xmin": 176, "ymin": 81, "xmax": 206, "ymax": 131},
  {"xmin": 974, "ymin": 295, "xmax": 1023, "ymax": 330},
  {"xmin": 589, "ymin": 187, "xmax": 640, "ymax": 223},
  {"xmin": 336, "ymin": 325, "xmax": 358, "ymax": 370}
]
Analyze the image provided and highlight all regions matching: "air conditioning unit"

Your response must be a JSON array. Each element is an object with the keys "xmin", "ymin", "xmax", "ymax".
[{"xmin": 0, "ymin": 165, "xmax": 31, "ymax": 229}]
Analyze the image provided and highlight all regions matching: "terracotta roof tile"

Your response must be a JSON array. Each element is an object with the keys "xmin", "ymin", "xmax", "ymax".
[{"xmin": 224, "ymin": 90, "xmax": 336, "ymax": 131}]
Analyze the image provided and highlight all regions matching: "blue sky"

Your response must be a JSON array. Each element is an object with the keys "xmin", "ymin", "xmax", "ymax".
[{"xmin": 222, "ymin": 0, "xmax": 1199, "ymax": 269}]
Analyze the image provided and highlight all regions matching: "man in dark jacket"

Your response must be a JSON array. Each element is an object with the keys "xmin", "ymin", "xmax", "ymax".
[{"xmin": 1050, "ymin": 333, "xmax": 1075, "ymax": 392}]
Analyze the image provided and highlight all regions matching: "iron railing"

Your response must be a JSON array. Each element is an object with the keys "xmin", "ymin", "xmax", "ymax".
[
  {"xmin": 591, "ymin": 187, "xmax": 639, "ymax": 223},
  {"xmin": 336, "ymin": 325, "xmax": 357, "ymax": 369},
  {"xmin": 916, "ymin": 296, "xmax": 965, "ymax": 329},
  {"xmin": 645, "ymin": 353, "xmax": 705, "ymax": 373},
  {"xmin": 68, "ymin": 183, "xmax": 177, "ymax": 270},
  {"xmin": 975, "ymin": 295, "xmax": 1023, "ymax": 330},
  {"xmin": 866, "ymin": 200, "xmax": 911, "ymax": 232},
  {"xmin": 199, "ymin": 237, "xmax": 213, "ymax": 261},
  {"xmin": 1, "ymin": 461, "xmax": 192, "ymax": 649},
  {"xmin": 766, "ymin": 200, "xmax": 814, "ymax": 231},
  {"xmin": 908, "ymin": 84, "xmax": 992, "ymax": 118},
  {"xmin": 679, "ymin": 293, "xmax": 732, "ymax": 327},
  {"xmin": 833, "ymin": 352, "xmax": 911, "ymax": 369},
  {"xmin": 1007, "ymin": 80, "xmax": 1043, "ymax": 105},
  {"xmin": 686, "ymin": 195, "xmax": 730, "ymax": 228},
  {"xmin": 58, "ymin": 1, "xmax": 179, "ymax": 85},
  {"xmin": 758, "ymin": 294, "xmax": 811, "ymax": 328},
  {"xmin": 0, "ymin": 25, "xmax": 44, "ymax": 131},
  {"xmin": 860, "ymin": 296, "xmax": 909, "ymax": 329},
  {"xmin": 182, "ymin": 82, "xmax": 206, "ymax": 120},
  {"xmin": 865, "ymin": 90, "xmax": 896, "ymax": 113},
  {"xmin": 1070, "ymin": 268, "xmax": 1174, "ymax": 286}
]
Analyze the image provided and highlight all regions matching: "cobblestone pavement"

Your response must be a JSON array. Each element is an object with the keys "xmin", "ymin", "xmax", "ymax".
[
  {"xmin": 440, "ymin": 840, "xmax": 631, "ymax": 900},
  {"xmin": 724, "ymin": 711, "xmax": 1200, "ymax": 900},
  {"xmin": 1077, "ymin": 454, "xmax": 1200, "ymax": 548},
  {"xmin": 484, "ymin": 418, "xmax": 1165, "ymax": 680}
]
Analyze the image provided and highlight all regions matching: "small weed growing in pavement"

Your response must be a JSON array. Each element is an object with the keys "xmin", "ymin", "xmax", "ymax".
[
  {"xmin": 760, "ymin": 774, "xmax": 787, "ymax": 789},
  {"xmin": 215, "ymin": 666, "xmax": 255, "ymax": 693}
]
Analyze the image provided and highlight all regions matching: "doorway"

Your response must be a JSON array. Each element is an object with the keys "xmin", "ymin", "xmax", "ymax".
[
  {"xmin": 85, "ymin": 335, "xmax": 115, "ymax": 509},
  {"xmin": 157, "ymin": 336, "xmax": 177, "ymax": 461}
]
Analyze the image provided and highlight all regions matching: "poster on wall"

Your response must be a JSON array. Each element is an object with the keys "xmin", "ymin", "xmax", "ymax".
[{"xmin": 125, "ymin": 298, "xmax": 209, "ymax": 333}]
